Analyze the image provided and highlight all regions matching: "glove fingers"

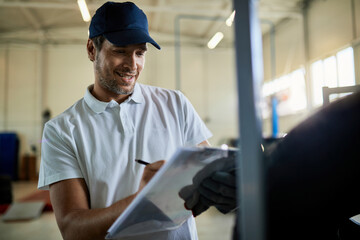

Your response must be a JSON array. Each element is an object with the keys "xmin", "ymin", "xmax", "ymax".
[
  {"xmin": 178, "ymin": 185, "xmax": 195, "ymax": 200},
  {"xmin": 201, "ymin": 177, "xmax": 236, "ymax": 198},
  {"xmin": 198, "ymin": 190, "xmax": 238, "ymax": 215},
  {"xmin": 199, "ymin": 183, "xmax": 236, "ymax": 204},
  {"xmin": 183, "ymin": 190, "xmax": 200, "ymax": 209},
  {"xmin": 191, "ymin": 198, "xmax": 210, "ymax": 217},
  {"xmin": 211, "ymin": 171, "xmax": 236, "ymax": 188}
]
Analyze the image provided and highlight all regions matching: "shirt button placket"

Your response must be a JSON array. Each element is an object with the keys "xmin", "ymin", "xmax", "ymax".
[
  {"xmin": 119, "ymin": 105, "xmax": 128, "ymax": 134},
  {"xmin": 120, "ymin": 104, "xmax": 134, "ymax": 134}
]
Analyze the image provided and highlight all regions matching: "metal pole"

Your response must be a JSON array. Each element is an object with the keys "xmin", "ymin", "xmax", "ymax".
[
  {"xmin": 233, "ymin": 0, "xmax": 266, "ymax": 239},
  {"xmin": 261, "ymin": 20, "xmax": 276, "ymax": 81},
  {"xmin": 261, "ymin": 20, "xmax": 277, "ymax": 137},
  {"xmin": 3, "ymin": 45, "xmax": 10, "ymax": 130},
  {"xmin": 301, "ymin": 2, "xmax": 313, "ymax": 110},
  {"xmin": 350, "ymin": 0, "xmax": 360, "ymax": 84},
  {"xmin": 174, "ymin": 16, "xmax": 181, "ymax": 91}
]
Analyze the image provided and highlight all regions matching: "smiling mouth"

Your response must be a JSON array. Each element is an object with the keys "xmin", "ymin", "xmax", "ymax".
[
  {"xmin": 116, "ymin": 72, "xmax": 136, "ymax": 81},
  {"xmin": 117, "ymin": 73, "xmax": 134, "ymax": 78}
]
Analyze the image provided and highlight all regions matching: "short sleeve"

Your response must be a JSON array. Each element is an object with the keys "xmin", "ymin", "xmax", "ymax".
[
  {"xmin": 38, "ymin": 122, "xmax": 83, "ymax": 190},
  {"xmin": 177, "ymin": 91, "xmax": 212, "ymax": 146}
]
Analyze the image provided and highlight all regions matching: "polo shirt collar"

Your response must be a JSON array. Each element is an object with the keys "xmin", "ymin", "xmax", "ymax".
[
  {"xmin": 84, "ymin": 85, "xmax": 109, "ymax": 113},
  {"xmin": 84, "ymin": 84, "xmax": 144, "ymax": 114},
  {"xmin": 129, "ymin": 83, "xmax": 144, "ymax": 104}
]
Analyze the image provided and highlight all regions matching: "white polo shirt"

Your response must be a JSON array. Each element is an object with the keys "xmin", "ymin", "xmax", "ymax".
[{"xmin": 38, "ymin": 83, "xmax": 212, "ymax": 239}]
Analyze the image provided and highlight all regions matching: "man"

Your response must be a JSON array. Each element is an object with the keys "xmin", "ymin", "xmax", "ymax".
[
  {"xmin": 181, "ymin": 91, "xmax": 360, "ymax": 239},
  {"xmin": 38, "ymin": 2, "xmax": 211, "ymax": 240}
]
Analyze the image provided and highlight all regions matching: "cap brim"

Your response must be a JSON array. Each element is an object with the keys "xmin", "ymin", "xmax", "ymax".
[{"xmin": 104, "ymin": 29, "xmax": 161, "ymax": 50}]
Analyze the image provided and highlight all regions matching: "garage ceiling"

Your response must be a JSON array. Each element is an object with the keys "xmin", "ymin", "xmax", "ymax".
[{"xmin": 0, "ymin": 0, "xmax": 306, "ymax": 47}]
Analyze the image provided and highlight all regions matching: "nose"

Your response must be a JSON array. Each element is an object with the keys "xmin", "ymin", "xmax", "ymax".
[{"xmin": 123, "ymin": 53, "xmax": 137, "ymax": 72}]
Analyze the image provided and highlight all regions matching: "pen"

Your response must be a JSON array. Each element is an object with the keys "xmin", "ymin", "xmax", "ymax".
[{"xmin": 135, "ymin": 159, "xmax": 150, "ymax": 165}]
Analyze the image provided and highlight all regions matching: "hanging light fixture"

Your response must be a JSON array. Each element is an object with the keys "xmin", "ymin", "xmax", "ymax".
[
  {"xmin": 207, "ymin": 32, "xmax": 224, "ymax": 49},
  {"xmin": 77, "ymin": 0, "xmax": 91, "ymax": 22},
  {"xmin": 226, "ymin": 10, "xmax": 236, "ymax": 27}
]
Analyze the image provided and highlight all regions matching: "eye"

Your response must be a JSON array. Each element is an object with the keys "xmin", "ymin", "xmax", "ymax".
[
  {"xmin": 112, "ymin": 47, "xmax": 125, "ymax": 54},
  {"xmin": 136, "ymin": 51, "xmax": 146, "ymax": 57},
  {"xmin": 114, "ymin": 50, "xmax": 125, "ymax": 54}
]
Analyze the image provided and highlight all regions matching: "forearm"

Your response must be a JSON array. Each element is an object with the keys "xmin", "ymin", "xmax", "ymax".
[
  {"xmin": 58, "ymin": 193, "xmax": 137, "ymax": 240},
  {"xmin": 51, "ymin": 162, "xmax": 165, "ymax": 240}
]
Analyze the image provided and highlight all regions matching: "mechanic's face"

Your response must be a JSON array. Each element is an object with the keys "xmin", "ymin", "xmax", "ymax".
[{"xmin": 94, "ymin": 39, "xmax": 147, "ymax": 96}]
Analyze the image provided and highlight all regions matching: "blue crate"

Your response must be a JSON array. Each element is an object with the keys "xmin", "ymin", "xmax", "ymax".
[{"xmin": 0, "ymin": 132, "xmax": 19, "ymax": 180}]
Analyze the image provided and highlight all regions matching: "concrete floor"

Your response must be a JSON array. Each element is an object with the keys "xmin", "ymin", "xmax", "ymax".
[{"xmin": 0, "ymin": 181, "xmax": 235, "ymax": 240}]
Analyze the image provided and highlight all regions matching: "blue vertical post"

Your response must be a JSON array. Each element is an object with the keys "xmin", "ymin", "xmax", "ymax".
[
  {"xmin": 233, "ymin": 0, "xmax": 266, "ymax": 239},
  {"xmin": 271, "ymin": 95, "xmax": 279, "ymax": 137}
]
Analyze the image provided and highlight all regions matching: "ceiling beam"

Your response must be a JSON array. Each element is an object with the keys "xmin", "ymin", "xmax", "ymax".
[
  {"xmin": 0, "ymin": 1, "xmax": 77, "ymax": 10},
  {"xmin": 0, "ymin": 26, "xmax": 208, "ymax": 45},
  {"xmin": 200, "ymin": 1, "xmax": 232, "ymax": 38},
  {"xmin": 18, "ymin": 7, "xmax": 42, "ymax": 30},
  {"xmin": 0, "ymin": 1, "xmax": 302, "ymax": 19},
  {"xmin": 258, "ymin": 9, "xmax": 302, "ymax": 19},
  {"xmin": 0, "ymin": 1, "xmax": 230, "ymax": 15}
]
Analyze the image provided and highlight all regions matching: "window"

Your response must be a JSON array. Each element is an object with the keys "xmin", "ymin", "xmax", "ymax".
[
  {"xmin": 311, "ymin": 60, "xmax": 324, "ymax": 106},
  {"xmin": 261, "ymin": 68, "xmax": 307, "ymax": 118},
  {"xmin": 311, "ymin": 47, "xmax": 356, "ymax": 106},
  {"xmin": 323, "ymin": 56, "xmax": 337, "ymax": 87},
  {"xmin": 337, "ymin": 47, "xmax": 356, "ymax": 87}
]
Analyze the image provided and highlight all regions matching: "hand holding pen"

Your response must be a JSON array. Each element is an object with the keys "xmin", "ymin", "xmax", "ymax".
[
  {"xmin": 136, "ymin": 159, "xmax": 165, "ymax": 191},
  {"xmin": 135, "ymin": 159, "xmax": 150, "ymax": 165}
]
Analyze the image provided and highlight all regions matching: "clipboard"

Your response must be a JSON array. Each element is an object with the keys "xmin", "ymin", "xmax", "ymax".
[{"xmin": 106, "ymin": 146, "xmax": 237, "ymax": 239}]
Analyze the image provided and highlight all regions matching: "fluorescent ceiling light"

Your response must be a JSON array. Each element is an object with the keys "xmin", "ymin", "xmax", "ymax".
[
  {"xmin": 226, "ymin": 10, "xmax": 236, "ymax": 27},
  {"xmin": 78, "ymin": 0, "xmax": 91, "ymax": 22},
  {"xmin": 207, "ymin": 32, "xmax": 224, "ymax": 49}
]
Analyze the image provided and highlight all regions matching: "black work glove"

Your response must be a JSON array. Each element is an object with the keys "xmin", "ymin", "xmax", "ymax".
[
  {"xmin": 179, "ymin": 168, "xmax": 237, "ymax": 217},
  {"xmin": 198, "ymin": 170, "xmax": 237, "ymax": 214}
]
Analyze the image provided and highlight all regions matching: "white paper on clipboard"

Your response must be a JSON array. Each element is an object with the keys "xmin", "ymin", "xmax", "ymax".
[{"xmin": 106, "ymin": 146, "xmax": 237, "ymax": 239}]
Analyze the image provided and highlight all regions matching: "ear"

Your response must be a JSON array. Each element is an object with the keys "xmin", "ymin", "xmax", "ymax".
[{"xmin": 87, "ymin": 39, "xmax": 96, "ymax": 62}]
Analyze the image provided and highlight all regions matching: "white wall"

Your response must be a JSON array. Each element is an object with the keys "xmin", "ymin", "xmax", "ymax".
[
  {"xmin": 0, "ymin": 48, "xmax": 6, "ymax": 130},
  {"xmin": 262, "ymin": 18, "xmax": 305, "ymax": 81},
  {"xmin": 0, "ymin": 44, "xmax": 42, "ymax": 157},
  {"xmin": 308, "ymin": 0, "xmax": 354, "ymax": 60},
  {"xmin": 46, "ymin": 45, "xmax": 93, "ymax": 117}
]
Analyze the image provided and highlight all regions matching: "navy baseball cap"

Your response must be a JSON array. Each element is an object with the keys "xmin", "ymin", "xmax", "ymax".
[{"xmin": 89, "ymin": 1, "xmax": 161, "ymax": 50}]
